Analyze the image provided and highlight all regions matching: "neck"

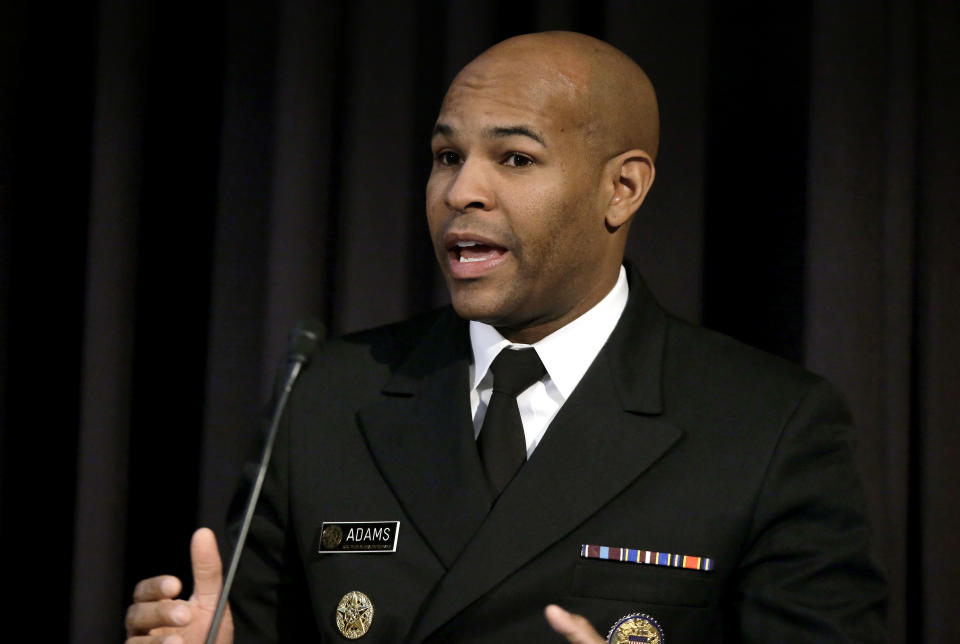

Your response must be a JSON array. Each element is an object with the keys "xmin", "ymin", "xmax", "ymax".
[{"xmin": 494, "ymin": 265, "xmax": 624, "ymax": 344}]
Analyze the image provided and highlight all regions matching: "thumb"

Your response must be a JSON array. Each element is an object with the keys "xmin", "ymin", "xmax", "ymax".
[{"xmin": 190, "ymin": 527, "xmax": 224, "ymax": 603}]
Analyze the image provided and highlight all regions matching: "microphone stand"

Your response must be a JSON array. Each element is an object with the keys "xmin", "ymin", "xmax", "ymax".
[{"xmin": 204, "ymin": 321, "xmax": 323, "ymax": 644}]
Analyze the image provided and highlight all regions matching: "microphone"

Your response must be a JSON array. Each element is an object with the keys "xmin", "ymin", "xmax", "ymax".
[{"xmin": 205, "ymin": 318, "xmax": 325, "ymax": 644}]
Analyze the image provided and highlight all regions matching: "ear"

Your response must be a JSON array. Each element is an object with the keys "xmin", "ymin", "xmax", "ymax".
[{"xmin": 604, "ymin": 149, "xmax": 655, "ymax": 229}]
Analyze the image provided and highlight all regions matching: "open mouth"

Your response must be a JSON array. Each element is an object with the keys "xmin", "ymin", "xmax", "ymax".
[
  {"xmin": 453, "ymin": 240, "xmax": 506, "ymax": 263},
  {"xmin": 444, "ymin": 237, "xmax": 509, "ymax": 277}
]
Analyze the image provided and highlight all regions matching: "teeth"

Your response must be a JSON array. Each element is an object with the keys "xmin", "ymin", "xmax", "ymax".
[
  {"xmin": 459, "ymin": 256, "xmax": 486, "ymax": 263},
  {"xmin": 456, "ymin": 240, "xmax": 479, "ymax": 248}
]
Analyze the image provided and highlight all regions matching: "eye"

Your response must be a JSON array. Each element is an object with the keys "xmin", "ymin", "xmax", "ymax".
[
  {"xmin": 435, "ymin": 150, "xmax": 461, "ymax": 166},
  {"xmin": 503, "ymin": 152, "xmax": 534, "ymax": 168}
]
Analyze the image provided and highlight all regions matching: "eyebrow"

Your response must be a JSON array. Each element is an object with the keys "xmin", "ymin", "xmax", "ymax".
[
  {"xmin": 432, "ymin": 123, "xmax": 454, "ymax": 138},
  {"xmin": 431, "ymin": 122, "xmax": 546, "ymax": 146},
  {"xmin": 483, "ymin": 125, "xmax": 546, "ymax": 146}
]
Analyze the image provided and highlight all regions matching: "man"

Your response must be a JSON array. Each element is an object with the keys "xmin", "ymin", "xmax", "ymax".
[{"xmin": 126, "ymin": 32, "xmax": 885, "ymax": 643}]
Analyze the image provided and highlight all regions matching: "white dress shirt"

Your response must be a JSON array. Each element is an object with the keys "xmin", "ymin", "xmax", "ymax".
[{"xmin": 469, "ymin": 265, "xmax": 629, "ymax": 458}]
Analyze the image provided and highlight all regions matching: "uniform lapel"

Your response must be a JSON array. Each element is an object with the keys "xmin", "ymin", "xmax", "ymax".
[
  {"xmin": 408, "ymin": 268, "xmax": 684, "ymax": 641},
  {"xmin": 357, "ymin": 310, "xmax": 492, "ymax": 569}
]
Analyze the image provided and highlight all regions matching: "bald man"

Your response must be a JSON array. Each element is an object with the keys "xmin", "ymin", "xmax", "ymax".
[{"xmin": 126, "ymin": 32, "xmax": 885, "ymax": 643}]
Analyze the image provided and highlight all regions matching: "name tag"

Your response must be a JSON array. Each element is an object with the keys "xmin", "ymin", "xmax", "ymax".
[{"xmin": 318, "ymin": 521, "xmax": 399, "ymax": 553}]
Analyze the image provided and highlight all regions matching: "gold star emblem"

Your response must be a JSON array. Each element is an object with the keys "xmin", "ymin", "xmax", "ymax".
[{"xmin": 336, "ymin": 590, "xmax": 374, "ymax": 639}]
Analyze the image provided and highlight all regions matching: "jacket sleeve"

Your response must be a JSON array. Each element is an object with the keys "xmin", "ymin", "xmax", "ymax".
[{"xmin": 734, "ymin": 378, "xmax": 887, "ymax": 642}]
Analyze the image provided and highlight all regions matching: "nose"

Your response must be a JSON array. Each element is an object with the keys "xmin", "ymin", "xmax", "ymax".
[{"xmin": 443, "ymin": 157, "xmax": 493, "ymax": 213}]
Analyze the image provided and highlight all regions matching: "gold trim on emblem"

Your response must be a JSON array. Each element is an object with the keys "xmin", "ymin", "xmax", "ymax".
[
  {"xmin": 607, "ymin": 612, "xmax": 664, "ymax": 644},
  {"xmin": 336, "ymin": 590, "xmax": 374, "ymax": 639}
]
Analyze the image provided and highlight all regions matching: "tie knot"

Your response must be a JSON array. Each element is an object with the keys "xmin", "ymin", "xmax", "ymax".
[{"xmin": 489, "ymin": 348, "xmax": 546, "ymax": 396}]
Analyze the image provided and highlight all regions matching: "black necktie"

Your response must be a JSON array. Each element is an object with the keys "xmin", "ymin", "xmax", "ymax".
[{"xmin": 478, "ymin": 348, "xmax": 546, "ymax": 495}]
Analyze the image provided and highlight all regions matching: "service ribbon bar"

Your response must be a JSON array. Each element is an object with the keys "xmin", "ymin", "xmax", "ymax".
[{"xmin": 580, "ymin": 543, "xmax": 714, "ymax": 572}]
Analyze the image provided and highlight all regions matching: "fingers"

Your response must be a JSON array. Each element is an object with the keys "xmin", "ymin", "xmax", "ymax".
[
  {"xmin": 133, "ymin": 576, "xmax": 182, "ymax": 603},
  {"xmin": 125, "ymin": 598, "xmax": 193, "ymax": 635},
  {"xmin": 126, "ymin": 531, "xmax": 227, "ymax": 644},
  {"xmin": 190, "ymin": 527, "xmax": 224, "ymax": 603},
  {"xmin": 544, "ymin": 605, "xmax": 606, "ymax": 644}
]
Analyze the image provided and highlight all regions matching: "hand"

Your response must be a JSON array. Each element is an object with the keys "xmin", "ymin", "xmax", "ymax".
[
  {"xmin": 125, "ymin": 528, "xmax": 234, "ymax": 644},
  {"xmin": 545, "ymin": 604, "xmax": 606, "ymax": 643}
]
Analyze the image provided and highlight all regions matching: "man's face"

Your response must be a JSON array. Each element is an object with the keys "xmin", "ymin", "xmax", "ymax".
[{"xmin": 426, "ymin": 58, "xmax": 619, "ymax": 341}]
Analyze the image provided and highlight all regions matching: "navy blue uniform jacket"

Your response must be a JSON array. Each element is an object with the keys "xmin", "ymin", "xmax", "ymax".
[{"xmin": 230, "ymin": 265, "xmax": 886, "ymax": 642}]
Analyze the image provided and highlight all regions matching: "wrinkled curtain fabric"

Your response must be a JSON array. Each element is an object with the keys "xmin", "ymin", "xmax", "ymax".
[{"xmin": 0, "ymin": 1, "xmax": 956, "ymax": 641}]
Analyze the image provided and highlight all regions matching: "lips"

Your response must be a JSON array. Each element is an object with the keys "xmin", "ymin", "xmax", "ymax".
[
  {"xmin": 455, "ymin": 240, "xmax": 501, "ymax": 262},
  {"xmin": 444, "ymin": 235, "xmax": 509, "ymax": 278}
]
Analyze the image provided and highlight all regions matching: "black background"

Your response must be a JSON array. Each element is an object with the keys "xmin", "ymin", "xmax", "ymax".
[{"xmin": 1, "ymin": 1, "xmax": 957, "ymax": 641}]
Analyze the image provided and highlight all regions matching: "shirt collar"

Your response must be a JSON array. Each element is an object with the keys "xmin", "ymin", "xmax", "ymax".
[{"xmin": 469, "ymin": 265, "xmax": 629, "ymax": 399}]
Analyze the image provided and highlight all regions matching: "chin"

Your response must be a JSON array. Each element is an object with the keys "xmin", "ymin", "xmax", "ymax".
[
  {"xmin": 448, "ymin": 287, "xmax": 512, "ymax": 325},
  {"xmin": 450, "ymin": 298, "xmax": 498, "ymax": 324}
]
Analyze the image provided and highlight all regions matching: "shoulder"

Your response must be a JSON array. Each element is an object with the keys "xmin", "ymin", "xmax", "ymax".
[
  {"xmin": 296, "ymin": 307, "xmax": 461, "ymax": 395},
  {"xmin": 665, "ymin": 314, "xmax": 821, "ymax": 396},
  {"xmin": 657, "ymin": 313, "xmax": 848, "ymax": 441},
  {"xmin": 335, "ymin": 307, "xmax": 450, "ymax": 363},
  {"xmin": 620, "ymin": 265, "xmax": 833, "ymax": 424}
]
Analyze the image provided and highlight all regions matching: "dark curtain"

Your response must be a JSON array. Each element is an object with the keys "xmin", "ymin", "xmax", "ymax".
[{"xmin": 1, "ymin": 1, "xmax": 956, "ymax": 641}]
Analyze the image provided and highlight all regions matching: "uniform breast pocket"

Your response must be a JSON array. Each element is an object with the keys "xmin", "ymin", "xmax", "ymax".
[{"xmin": 571, "ymin": 561, "xmax": 717, "ymax": 608}]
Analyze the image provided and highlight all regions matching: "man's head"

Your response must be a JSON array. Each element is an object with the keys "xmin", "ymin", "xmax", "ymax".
[{"xmin": 426, "ymin": 31, "xmax": 658, "ymax": 343}]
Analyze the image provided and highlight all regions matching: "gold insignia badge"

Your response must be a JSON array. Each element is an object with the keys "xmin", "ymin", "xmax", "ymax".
[
  {"xmin": 321, "ymin": 524, "xmax": 344, "ymax": 550},
  {"xmin": 336, "ymin": 590, "xmax": 374, "ymax": 639},
  {"xmin": 607, "ymin": 612, "xmax": 664, "ymax": 644}
]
